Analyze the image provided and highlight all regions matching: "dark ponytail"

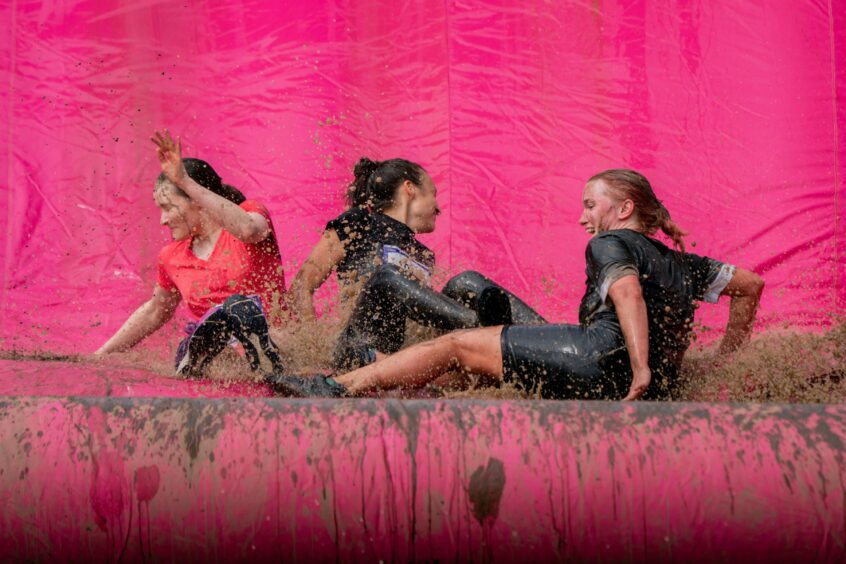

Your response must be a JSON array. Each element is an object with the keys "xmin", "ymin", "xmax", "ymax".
[
  {"xmin": 346, "ymin": 157, "xmax": 425, "ymax": 211},
  {"xmin": 156, "ymin": 157, "xmax": 246, "ymax": 205},
  {"xmin": 347, "ymin": 157, "xmax": 381, "ymax": 208}
]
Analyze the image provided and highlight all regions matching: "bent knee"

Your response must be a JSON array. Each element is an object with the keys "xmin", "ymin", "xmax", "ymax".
[
  {"xmin": 442, "ymin": 270, "xmax": 487, "ymax": 296},
  {"xmin": 438, "ymin": 326, "xmax": 504, "ymax": 372},
  {"xmin": 447, "ymin": 270, "xmax": 486, "ymax": 285},
  {"xmin": 439, "ymin": 328, "xmax": 477, "ymax": 348}
]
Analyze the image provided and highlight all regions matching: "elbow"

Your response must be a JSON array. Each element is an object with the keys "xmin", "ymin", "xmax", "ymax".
[
  {"xmin": 151, "ymin": 297, "xmax": 178, "ymax": 326},
  {"xmin": 241, "ymin": 224, "xmax": 269, "ymax": 244},
  {"xmin": 238, "ymin": 213, "xmax": 271, "ymax": 244},
  {"xmin": 159, "ymin": 304, "xmax": 177, "ymax": 325},
  {"xmin": 747, "ymin": 274, "xmax": 765, "ymax": 299},
  {"xmin": 291, "ymin": 268, "xmax": 320, "ymax": 298},
  {"xmin": 729, "ymin": 269, "xmax": 764, "ymax": 301}
]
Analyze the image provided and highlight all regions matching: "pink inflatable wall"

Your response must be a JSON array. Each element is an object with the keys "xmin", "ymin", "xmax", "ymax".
[
  {"xmin": 1, "ymin": 0, "xmax": 844, "ymax": 353},
  {"xmin": 3, "ymin": 382, "xmax": 845, "ymax": 561}
]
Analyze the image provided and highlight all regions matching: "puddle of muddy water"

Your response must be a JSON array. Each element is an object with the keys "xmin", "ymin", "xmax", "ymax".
[{"xmin": 3, "ymin": 320, "xmax": 844, "ymax": 403}]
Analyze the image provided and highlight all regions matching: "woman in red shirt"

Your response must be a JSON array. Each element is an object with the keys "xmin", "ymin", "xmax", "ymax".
[{"xmin": 96, "ymin": 131, "xmax": 287, "ymax": 375}]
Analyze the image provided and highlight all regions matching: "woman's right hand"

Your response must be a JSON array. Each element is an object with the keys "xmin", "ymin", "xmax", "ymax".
[
  {"xmin": 95, "ymin": 286, "xmax": 180, "ymax": 354},
  {"xmin": 151, "ymin": 130, "xmax": 187, "ymax": 186}
]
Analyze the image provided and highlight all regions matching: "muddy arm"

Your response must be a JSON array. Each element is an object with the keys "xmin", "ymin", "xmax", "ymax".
[{"xmin": 718, "ymin": 267, "xmax": 765, "ymax": 354}]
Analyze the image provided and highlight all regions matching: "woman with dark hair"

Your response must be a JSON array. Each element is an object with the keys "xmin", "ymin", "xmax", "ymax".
[
  {"xmin": 290, "ymin": 157, "xmax": 440, "ymax": 317},
  {"xmin": 274, "ymin": 169, "xmax": 765, "ymax": 401},
  {"xmin": 289, "ymin": 157, "xmax": 544, "ymax": 371},
  {"xmin": 96, "ymin": 131, "xmax": 287, "ymax": 375}
]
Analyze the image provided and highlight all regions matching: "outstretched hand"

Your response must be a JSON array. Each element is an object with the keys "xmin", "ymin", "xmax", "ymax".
[
  {"xmin": 622, "ymin": 367, "xmax": 651, "ymax": 401},
  {"xmin": 151, "ymin": 130, "xmax": 186, "ymax": 186}
]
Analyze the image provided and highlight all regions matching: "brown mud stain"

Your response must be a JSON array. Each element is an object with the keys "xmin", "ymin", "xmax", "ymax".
[
  {"xmin": 468, "ymin": 457, "xmax": 506, "ymax": 563},
  {"xmin": 468, "ymin": 457, "xmax": 506, "ymax": 525}
]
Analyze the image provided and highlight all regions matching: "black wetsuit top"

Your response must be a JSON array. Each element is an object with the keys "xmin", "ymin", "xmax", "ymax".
[
  {"xmin": 326, "ymin": 208, "xmax": 434, "ymax": 284},
  {"xmin": 327, "ymin": 210, "xmax": 545, "ymax": 371},
  {"xmin": 581, "ymin": 230, "xmax": 732, "ymax": 390},
  {"xmin": 501, "ymin": 229, "xmax": 733, "ymax": 399}
]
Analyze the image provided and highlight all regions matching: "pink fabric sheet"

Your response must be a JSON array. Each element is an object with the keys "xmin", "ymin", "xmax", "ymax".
[
  {"xmin": 3, "ymin": 393, "xmax": 845, "ymax": 560},
  {"xmin": 1, "ymin": 0, "xmax": 844, "ymax": 354}
]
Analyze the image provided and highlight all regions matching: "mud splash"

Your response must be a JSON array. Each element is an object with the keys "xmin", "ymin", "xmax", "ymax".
[
  {"xmin": 676, "ymin": 322, "xmax": 846, "ymax": 403},
  {"xmin": 404, "ymin": 320, "xmax": 846, "ymax": 403},
  {"xmin": 3, "ymin": 315, "xmax": 844, "ymax": 403}
]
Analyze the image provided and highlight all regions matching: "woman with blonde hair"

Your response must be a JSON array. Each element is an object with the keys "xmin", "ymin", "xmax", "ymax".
[{"xmin": 272, "ymin": 169, "xmax": 764, "ymax": 401}]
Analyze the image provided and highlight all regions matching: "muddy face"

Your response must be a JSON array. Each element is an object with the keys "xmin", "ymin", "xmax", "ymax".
[{"xmin": 154, "ymin": 182, "xmax": 203, "ymax": 241}]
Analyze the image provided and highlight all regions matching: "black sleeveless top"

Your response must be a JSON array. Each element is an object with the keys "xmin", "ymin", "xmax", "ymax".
[{"xmin": 326, "ymin": 207, "xmax": 435, "ymax": 284}]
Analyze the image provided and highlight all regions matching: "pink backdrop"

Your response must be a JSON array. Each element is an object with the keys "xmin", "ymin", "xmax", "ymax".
[{"xmin": 1, "ymin": 0, "xmax": 844, "ymax": 354}]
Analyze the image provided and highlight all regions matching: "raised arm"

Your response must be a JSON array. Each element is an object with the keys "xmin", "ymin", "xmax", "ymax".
[
  {"xmin": 95, "ymin": 285, "xmax": 181, "ymax": 354},
  {"xmin": 718, "ymin": 267, "xmax": 764, "ymax": 354},
  {"xmin": 289, "ymin": 229, "xmax": 346, "ymax": 321},
  {"xmin": 608, "ymin": 274, "xmax": 651, "ymax": 401},
  {"xmin": 151, "ymin": 130, "xmax": 269, "ymax": 244}
]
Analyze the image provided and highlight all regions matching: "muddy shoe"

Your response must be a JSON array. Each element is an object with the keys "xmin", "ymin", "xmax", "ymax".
[
  {"xmin": 332, "ymin": 341, "xmax": 378, "ymax": 372},
  {"xmin": 265, "ymin": 373, "xmax": 348, "ymax": 398}
]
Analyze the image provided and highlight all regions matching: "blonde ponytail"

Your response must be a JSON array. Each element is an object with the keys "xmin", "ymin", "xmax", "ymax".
[{"xmin": 588, "ymin": 169, "xmax": 688, "ymax": 251}]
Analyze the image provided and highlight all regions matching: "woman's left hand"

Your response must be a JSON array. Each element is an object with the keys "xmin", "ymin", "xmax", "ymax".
[
  {"xmin": 622, "ymin": 367, "xmax": 651, "ymax": 401},
  {"xmin": 151, "ymin": 130, "xmax": 186, "ymax": 186}
]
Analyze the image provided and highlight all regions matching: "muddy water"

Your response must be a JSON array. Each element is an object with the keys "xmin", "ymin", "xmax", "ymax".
[
  {"xmin": 373, "ymin": 319, "xmax": 846, "ymax": 403},
  {"xmin": 4, "ymin": 319, "xmax": 844, "ymax": 403},
  {"xmin": 675, "ymin": 321, "xmax": 846, "ymax": 403}
]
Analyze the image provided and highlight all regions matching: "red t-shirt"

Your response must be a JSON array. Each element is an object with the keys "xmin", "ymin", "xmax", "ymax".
[{"xmin": 157, "ymin": 200, "xmax": 287, "ymax": 324}]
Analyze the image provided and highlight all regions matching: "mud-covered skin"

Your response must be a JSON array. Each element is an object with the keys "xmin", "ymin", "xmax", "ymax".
[
  {"xmin": 327, "ymin": 208, "xmax": 546, "ymax": 371},
  {"xmin": 503, "ymin": 230, "xmax": 729, "ymax": 400},
  {"xmin": 332, "ymin": 266, "xmax": 538, "ymax": 371}
]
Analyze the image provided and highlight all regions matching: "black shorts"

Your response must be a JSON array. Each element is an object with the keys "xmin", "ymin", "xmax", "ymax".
[{"xmin": 500, "ymin": 322, "xmax": 630, "ymax": 400}]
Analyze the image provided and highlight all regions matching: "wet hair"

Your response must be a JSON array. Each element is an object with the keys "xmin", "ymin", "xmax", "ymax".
[
  {"xmin": 588, "ymin": 169, "xmax": 688, "ymax": 251},
  {"xmin": 346, "ymin": 157, "xmax": 425, "ymax": 211},
  {"xmin": 156, "ymin": 158, "xmax": 246, "ymax": 205}
]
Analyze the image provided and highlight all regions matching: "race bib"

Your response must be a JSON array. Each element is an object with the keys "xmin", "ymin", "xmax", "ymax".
[{"xmin": 381, "ymin": 245, "xmax": 432, "ymax": 283}]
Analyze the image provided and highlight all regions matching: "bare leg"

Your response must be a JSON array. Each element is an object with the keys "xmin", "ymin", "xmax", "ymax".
[{"xmin": 334, "ymin": 326, "xmax": 505, "ymax": 395}]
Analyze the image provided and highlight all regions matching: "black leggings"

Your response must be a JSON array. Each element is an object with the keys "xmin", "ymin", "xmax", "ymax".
[
  {"xmin": 500, "ymin": 322, "xmax": 631, "ymax": 400},
  {"xmin": 500, "ymin": 321, "xmax": 683, "ymax": 400},
  {"xmin": 332, "ymin": 265, "xmax": 546, "ymax": 370}
]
